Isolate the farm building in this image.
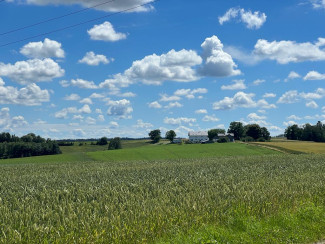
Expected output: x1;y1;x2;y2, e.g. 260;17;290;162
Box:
188;131;209;143
188;131;235;143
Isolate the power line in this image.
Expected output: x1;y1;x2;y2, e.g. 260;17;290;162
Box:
0;0;115;36
0;0;159;48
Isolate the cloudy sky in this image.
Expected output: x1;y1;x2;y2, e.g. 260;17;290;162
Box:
1;0;325;139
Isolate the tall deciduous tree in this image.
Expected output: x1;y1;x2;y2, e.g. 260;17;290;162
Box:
149;129;161;143
227;122;245;140
244;124;261;140
165;130;176;143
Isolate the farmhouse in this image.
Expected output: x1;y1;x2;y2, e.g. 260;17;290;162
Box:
188;131;209;143
188;131;235;143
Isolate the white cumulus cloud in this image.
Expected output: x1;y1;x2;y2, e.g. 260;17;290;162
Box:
88;21;127;42
304;71;325;80
199;35;241;77
107;99;133;119
78;51;111;66
22;0;154;12
213;92;276;110
0;58;64;84
20;38;65;58
221;79;246;90
219;7;267;29
0;81;50;106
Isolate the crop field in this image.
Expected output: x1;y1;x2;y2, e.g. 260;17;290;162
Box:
88;142;278;162
1;141;325;243
251;140;325;154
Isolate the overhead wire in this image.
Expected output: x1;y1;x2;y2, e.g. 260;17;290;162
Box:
0;0;159;48
0;0;115;36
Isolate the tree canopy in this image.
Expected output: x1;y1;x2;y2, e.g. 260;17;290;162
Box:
207;129;226;141
149;129;161;143
285;121;325;142
108;137;122;150
165;130;176;143
227;122;245;140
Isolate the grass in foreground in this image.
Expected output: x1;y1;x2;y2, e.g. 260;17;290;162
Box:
1;154;325;243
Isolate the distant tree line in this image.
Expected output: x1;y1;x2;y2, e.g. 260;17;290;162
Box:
0;132;61;159
285;121;325;142
147;122;270;144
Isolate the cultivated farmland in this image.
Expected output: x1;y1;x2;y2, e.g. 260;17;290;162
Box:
0;142;325;243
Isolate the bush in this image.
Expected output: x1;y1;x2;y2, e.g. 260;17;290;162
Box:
97;137;108;145
257;137;266;142
184;139;192;144
108;137;122;150
217;137;229;143
242;136;254;142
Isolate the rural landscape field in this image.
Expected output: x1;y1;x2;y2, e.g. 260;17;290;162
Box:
1;139;325;243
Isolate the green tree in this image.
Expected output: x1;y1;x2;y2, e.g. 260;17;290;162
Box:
165;130;176;143
227;121;245;140
244;124;261;140
108;137;122;150
97;137;108;145
284;124;302;140
260;127;271;140
149;129;161;143
208;129;226;141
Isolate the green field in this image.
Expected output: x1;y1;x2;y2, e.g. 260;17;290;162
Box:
252;140;325;154
1;140;325;243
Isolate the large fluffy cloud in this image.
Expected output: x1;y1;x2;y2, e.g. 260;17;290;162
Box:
107;99;133;119
0;80;50;106
213;92;276;110
253;38;325;64
228;37;325;65
21;0;154;12
124;49;202;85
199;36;241;77
277;88;325;104
219;7;267;29
88;22;127;42
0;58;64;84
20;38;65;58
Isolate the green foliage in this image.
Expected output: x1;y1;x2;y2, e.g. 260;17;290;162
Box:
228;121;245;140
108;137;122;150
1;154;325;243
97;137;108;145
244;124;262;140
257;137;266;142
285;121;325;142
0;132;61;159
165;130;176;142
217;137;229;143
208;129;226;141
242;136;254;142
149;129;161;143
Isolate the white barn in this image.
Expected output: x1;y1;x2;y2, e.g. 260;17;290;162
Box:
188;131;208;143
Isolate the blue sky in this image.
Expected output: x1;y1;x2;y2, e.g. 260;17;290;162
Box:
1;0;325;139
